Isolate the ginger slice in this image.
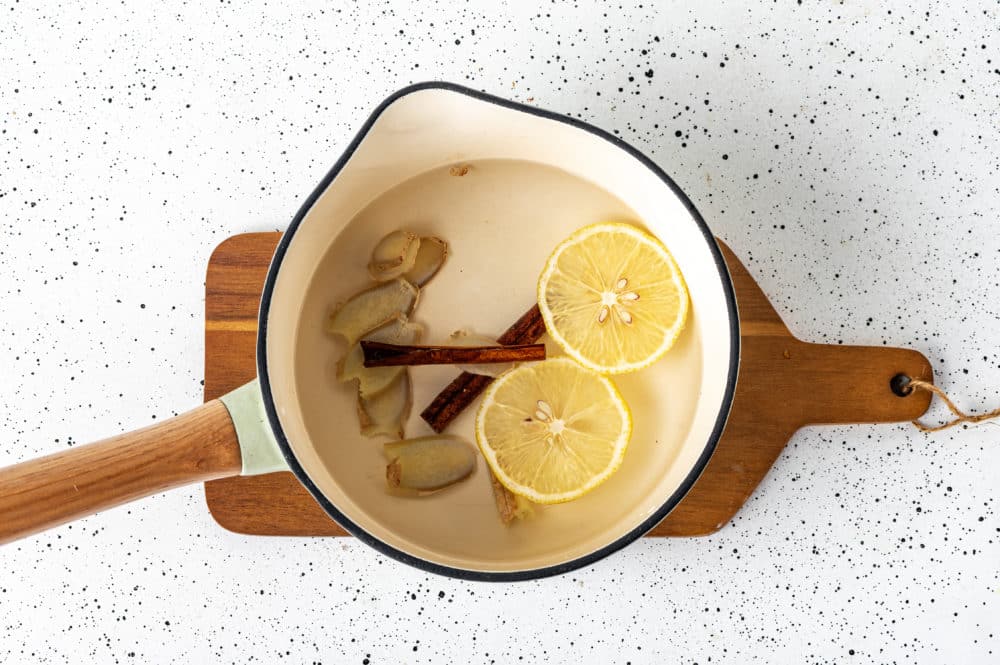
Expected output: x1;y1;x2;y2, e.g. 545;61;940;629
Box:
358;371;411;439
490;472;535;524
327;279;419;345
404;236;448;287
338;315;424;397
368;230;420;281
384;435;476;491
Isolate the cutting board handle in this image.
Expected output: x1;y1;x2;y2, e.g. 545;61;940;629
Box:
0;400;242;544
788;341;933;427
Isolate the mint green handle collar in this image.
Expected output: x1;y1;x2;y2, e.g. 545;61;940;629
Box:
219;379;288;476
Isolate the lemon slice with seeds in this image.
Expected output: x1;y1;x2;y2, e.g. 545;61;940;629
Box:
475;358;631;504
537;222;689;374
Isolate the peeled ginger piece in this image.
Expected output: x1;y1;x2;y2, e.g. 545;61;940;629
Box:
327;279;419;345
368;230;421;281
358;371;411;439
384;435;476;491
404;236;448;287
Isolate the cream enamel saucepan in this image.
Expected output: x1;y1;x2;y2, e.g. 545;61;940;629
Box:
0;83;739;580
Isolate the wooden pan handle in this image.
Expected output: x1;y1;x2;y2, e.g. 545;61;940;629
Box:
0;400;242;544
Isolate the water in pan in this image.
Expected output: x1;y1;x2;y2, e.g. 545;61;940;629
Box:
293;159;702;572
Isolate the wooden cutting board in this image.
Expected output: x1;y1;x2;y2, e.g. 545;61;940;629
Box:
203;233;932;537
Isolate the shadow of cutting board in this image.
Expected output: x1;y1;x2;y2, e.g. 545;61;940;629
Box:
203;233;932;537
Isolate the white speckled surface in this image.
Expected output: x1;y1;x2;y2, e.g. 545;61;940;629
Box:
2;1;998;662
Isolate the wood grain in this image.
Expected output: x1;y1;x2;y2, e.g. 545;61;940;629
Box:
203;233;932;537
0;400;241;544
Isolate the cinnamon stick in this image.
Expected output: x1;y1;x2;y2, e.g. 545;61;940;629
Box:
362;342;545;368
420;304;547;432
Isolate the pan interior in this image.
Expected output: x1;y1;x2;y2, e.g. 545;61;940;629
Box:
290;158;706;572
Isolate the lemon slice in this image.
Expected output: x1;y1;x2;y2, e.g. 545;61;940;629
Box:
537;222;689;374
475;358;631;504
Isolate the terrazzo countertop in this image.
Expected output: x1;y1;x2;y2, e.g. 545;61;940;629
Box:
2;1;998;663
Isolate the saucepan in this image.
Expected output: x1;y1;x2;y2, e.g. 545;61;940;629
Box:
0;82;739;580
